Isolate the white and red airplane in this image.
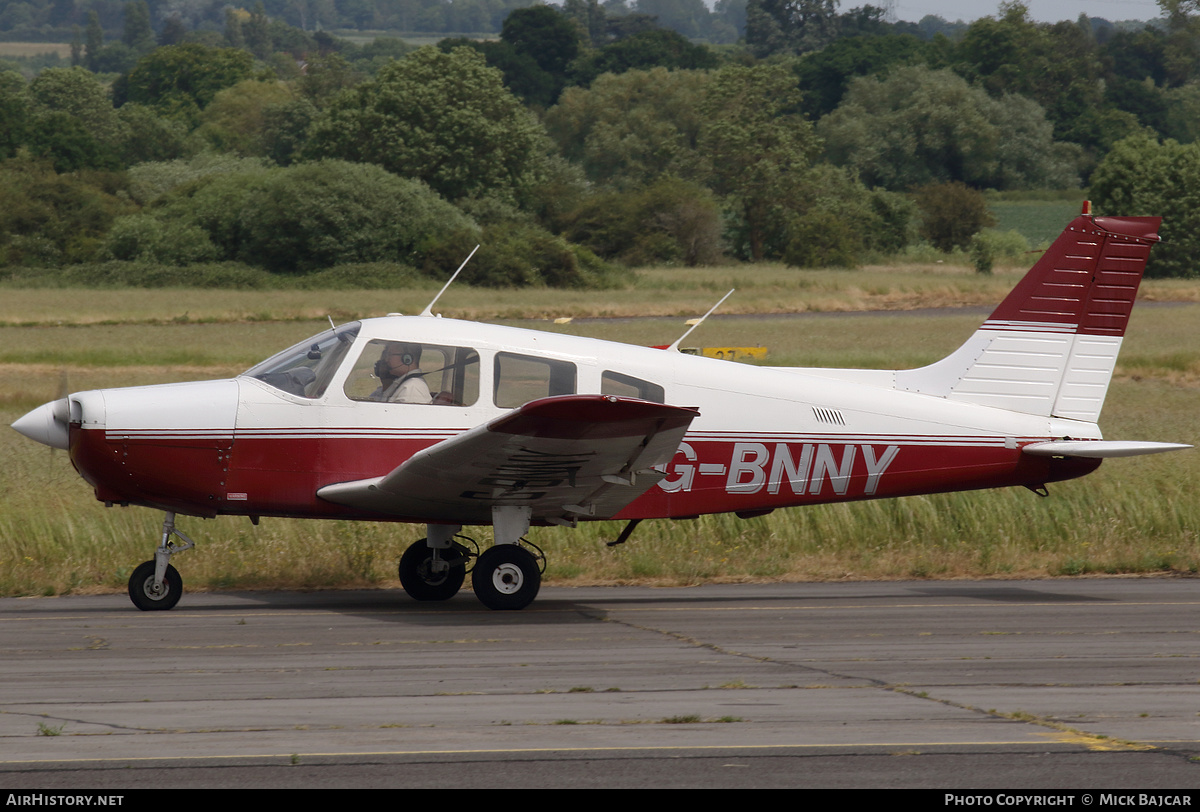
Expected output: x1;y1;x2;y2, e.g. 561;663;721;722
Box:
12;210;1191;611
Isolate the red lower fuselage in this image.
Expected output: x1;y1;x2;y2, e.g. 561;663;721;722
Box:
71;423;1100;523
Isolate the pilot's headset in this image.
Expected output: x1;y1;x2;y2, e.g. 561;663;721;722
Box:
374;343;419;378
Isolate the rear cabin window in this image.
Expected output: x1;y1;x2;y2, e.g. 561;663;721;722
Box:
494;352;576;408
601;371;665;403
344;340;479;406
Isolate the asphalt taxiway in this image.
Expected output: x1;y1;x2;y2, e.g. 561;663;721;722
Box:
0;579;1197;788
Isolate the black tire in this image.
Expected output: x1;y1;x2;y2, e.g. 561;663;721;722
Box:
128;560;182;611
399;540;466;601
471;545;540;611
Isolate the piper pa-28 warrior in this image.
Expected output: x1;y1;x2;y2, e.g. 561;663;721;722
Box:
11;209;1192;611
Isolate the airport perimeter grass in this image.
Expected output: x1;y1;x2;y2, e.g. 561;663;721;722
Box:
2;266;1198;598
4;262;1199;327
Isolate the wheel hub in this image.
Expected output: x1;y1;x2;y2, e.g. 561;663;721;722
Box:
143;579;168;599
417;560;449;586
491;563;524;594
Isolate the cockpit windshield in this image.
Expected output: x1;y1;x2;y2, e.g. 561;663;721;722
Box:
243;322;361;399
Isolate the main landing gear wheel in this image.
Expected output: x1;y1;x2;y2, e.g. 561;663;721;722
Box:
128;560;183;611
398;539;467;601
472;544;541;611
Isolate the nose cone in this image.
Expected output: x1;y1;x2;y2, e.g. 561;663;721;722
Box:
12;398;71;450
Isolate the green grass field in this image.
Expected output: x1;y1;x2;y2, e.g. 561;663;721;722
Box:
2;272;1197;599
990;200;1086;247
0;42;72;58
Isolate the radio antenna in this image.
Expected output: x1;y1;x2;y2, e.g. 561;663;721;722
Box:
667;289;734;352
421;245;480;317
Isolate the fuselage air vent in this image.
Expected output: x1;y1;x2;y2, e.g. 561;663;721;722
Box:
813;407;846;426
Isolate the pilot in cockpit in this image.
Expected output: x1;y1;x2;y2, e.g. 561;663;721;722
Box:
370;342;433;404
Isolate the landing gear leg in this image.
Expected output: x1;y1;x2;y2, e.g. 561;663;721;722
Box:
127;512;194;611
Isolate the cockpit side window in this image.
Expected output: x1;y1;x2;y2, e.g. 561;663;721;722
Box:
244;322;361;399
344;340;479;406
494;352;577;408
601;371;665;403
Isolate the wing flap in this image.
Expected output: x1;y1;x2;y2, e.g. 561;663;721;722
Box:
318;395;699;524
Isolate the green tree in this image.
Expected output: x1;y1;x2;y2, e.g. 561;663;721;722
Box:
1163;82;1200;143
121;1;156;55
714;0;748;41
235;161;479;272
783;208;857;268
113;103;195;165
501;5;581;77
570;27;719;86
244;3;272;60
125;153;270;207
745;0;839;59
1089;134;1200;277
306;47;554;207
0;154;130;266
197;79;296;156
437;38;559;108
953;5;1106;147
24;67;126;171
793;33;929;120
633;0;713;40
1104;26;1168;85
563;0;608;46
544;67;712;189
297;53;362;108
913;181;994;252
159;15;188;47
119;159;475;271
84;11;104;71
782;165;915;268
118;44;255;128
0;71;31;160
1159;0;1200;86
28;112;121;172
224;8;245;49
698;61;821;260
259;98;318;166
818;65;1079;191
29;67;123;145
561;177;723;266
103;215;222;265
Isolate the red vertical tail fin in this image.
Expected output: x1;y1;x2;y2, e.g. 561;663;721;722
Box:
986;214;1161;338
897;213;1161;422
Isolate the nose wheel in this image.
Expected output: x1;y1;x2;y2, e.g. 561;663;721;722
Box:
127;512;193;611
128;561;182;611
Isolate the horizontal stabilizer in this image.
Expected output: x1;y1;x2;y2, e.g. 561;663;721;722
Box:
1022;441;1192;458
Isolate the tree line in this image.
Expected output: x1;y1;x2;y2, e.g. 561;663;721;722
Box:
1;0;1198;283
